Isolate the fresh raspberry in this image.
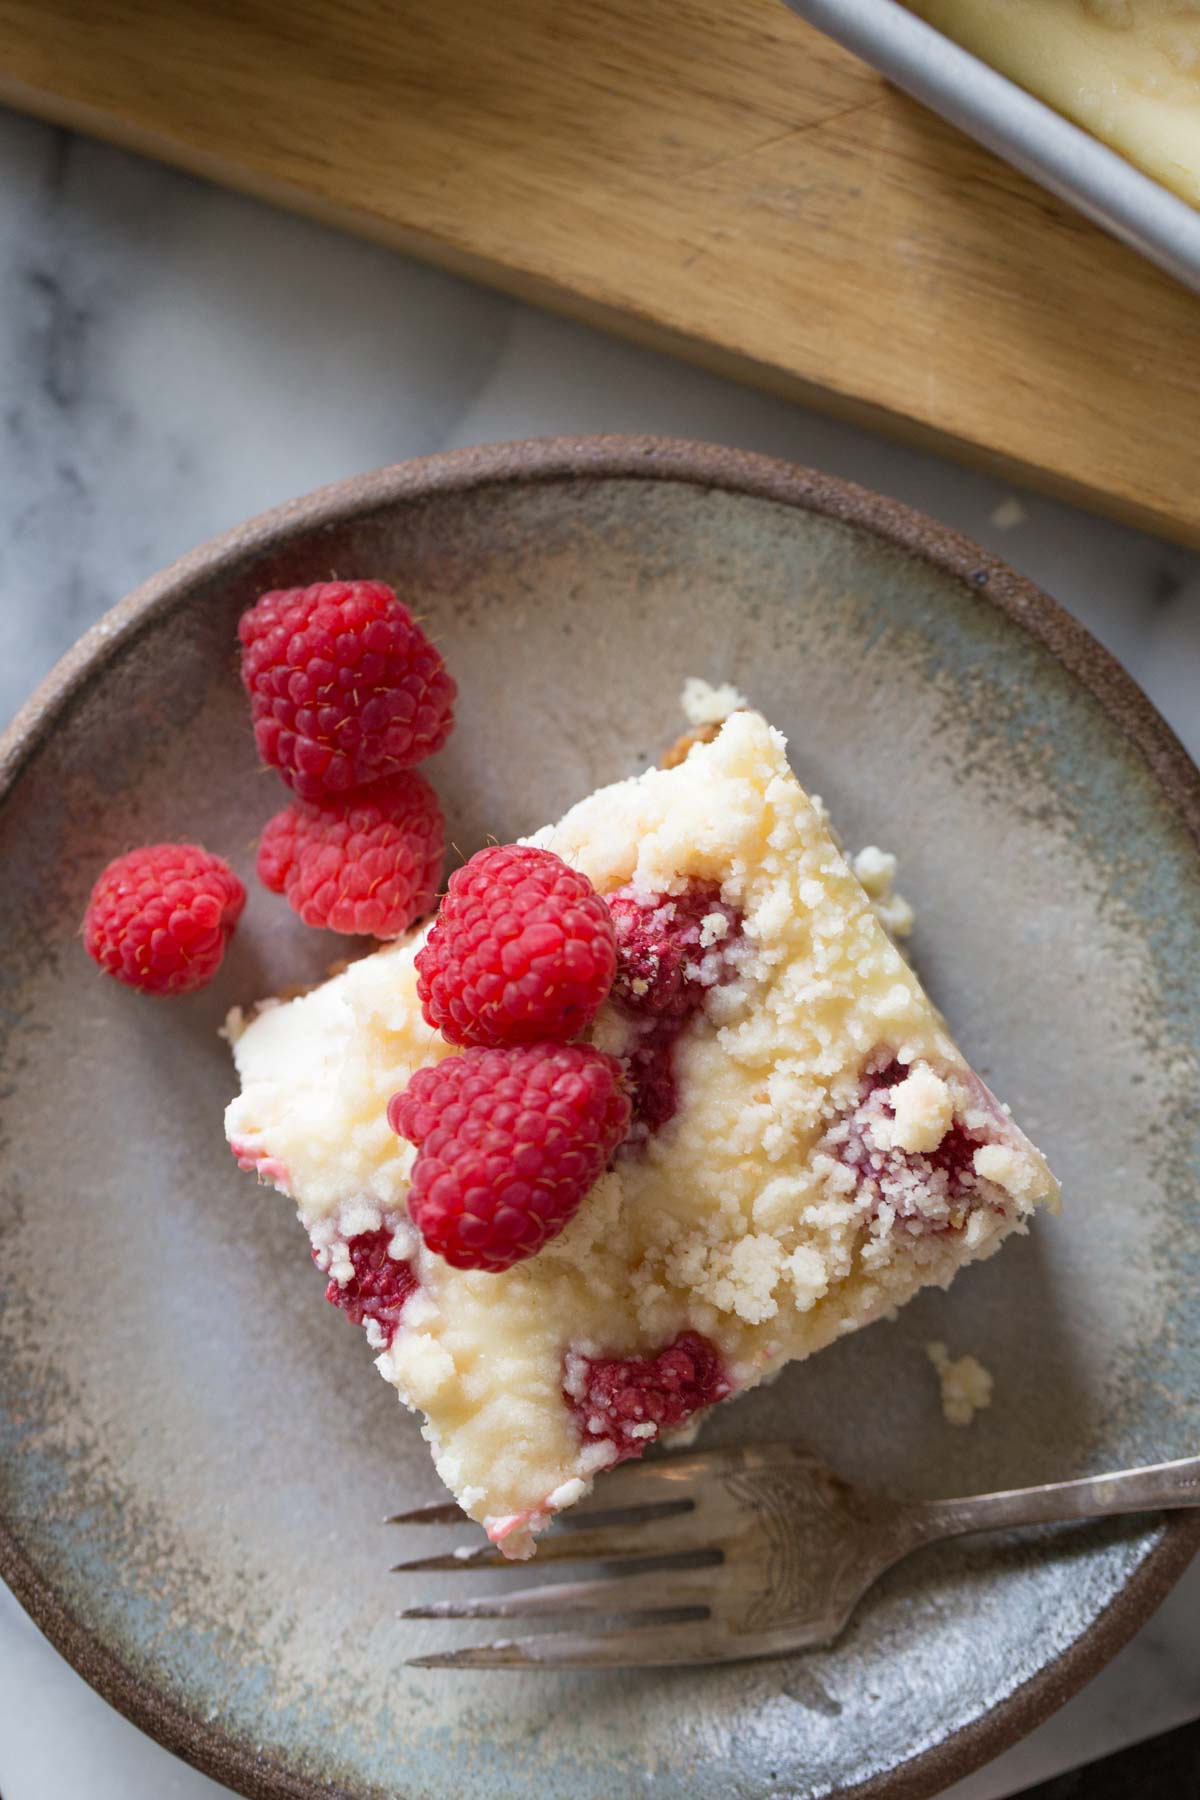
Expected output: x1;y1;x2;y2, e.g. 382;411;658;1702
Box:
389;1043;630;1271
320;1228;417;1341
82;843;245;996
238;580;456;800
565;1331;730;1462
415;844;617;1047
257;771;444;938
608;880;742;1134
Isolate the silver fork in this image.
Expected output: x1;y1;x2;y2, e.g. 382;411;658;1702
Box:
389;1442;1200;1668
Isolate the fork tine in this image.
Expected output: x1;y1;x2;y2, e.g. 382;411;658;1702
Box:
384;1499;465;1526
386;1443;759;1533
389;1444;820;1533
569;1456;705;1509
392;1508;718;1572
386;1461;699;1535
407;1622;716;1669
574;1443;806;1498
400;1562;717;1620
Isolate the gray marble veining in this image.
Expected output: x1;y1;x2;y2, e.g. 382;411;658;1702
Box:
0;101;1196;1800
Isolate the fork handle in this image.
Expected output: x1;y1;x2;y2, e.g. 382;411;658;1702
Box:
912;1454;1200;1544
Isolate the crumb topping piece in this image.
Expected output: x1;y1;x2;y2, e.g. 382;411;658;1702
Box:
927;1340;994;1427
681;676;748;726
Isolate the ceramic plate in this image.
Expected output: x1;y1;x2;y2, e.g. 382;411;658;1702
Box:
1;439;1197;1800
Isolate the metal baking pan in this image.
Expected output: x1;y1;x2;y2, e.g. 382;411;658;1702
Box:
783;0;1200;293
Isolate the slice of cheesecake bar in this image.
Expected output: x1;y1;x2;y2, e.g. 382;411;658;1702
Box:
225;709;1058;1555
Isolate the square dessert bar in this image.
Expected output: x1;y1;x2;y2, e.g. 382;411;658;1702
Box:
226;709;1059;1555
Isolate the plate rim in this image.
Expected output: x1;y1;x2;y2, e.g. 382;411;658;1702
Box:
2;433;1197;1800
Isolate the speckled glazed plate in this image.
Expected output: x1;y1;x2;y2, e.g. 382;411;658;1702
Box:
1;438;1197;1800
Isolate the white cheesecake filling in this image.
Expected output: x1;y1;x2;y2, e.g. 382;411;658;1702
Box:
225;710;1059;1553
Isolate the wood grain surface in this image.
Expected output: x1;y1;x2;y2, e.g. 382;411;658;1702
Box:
1;0;1198;542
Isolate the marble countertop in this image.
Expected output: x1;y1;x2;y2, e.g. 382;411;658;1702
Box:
0;104;1197;1800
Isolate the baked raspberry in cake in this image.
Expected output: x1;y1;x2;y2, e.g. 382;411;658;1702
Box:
225;708;1059;1555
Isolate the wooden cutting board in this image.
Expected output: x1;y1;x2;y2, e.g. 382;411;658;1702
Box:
2;0;1199;544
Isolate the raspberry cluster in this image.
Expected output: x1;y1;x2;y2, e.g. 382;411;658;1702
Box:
240;579;454;943
391;842;630;1272
392;853;744;1272
83;578;457;996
